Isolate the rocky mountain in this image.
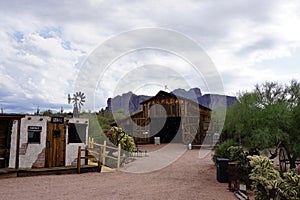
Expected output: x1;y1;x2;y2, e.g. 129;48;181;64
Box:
106;92;151;114
106;88;236;113
171;88;202;102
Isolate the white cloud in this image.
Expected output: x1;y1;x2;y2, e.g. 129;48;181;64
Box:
0;0;300;112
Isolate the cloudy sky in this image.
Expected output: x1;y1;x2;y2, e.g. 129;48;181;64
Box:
1;0;300;113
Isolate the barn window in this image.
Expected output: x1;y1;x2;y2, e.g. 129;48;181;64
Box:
68;123;87;143
28;126;42;144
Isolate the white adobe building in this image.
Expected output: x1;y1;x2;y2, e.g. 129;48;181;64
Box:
8;115;89;169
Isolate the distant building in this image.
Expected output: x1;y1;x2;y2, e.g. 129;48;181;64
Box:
113;91;212;145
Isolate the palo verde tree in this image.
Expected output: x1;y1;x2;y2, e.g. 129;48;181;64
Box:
224;80;300;169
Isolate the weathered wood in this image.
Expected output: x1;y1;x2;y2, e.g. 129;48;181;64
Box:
115;91;211;145
117;143;121;171
102;141;106;166
98;145;102;172
88;139;121;171
77;146;81;173
93;142;119;150
46;122;65;167
16;165;99;177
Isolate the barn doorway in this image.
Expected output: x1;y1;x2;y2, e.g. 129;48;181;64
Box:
45;122;66;167
150;117;181;143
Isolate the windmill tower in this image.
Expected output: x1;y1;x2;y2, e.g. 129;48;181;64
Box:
68;92;86;118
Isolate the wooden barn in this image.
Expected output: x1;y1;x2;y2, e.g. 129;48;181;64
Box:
115;91;211;145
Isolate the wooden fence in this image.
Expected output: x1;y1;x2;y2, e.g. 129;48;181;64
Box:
87;137;121;171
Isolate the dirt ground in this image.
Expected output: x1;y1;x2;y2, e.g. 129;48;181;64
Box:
0;144;238;200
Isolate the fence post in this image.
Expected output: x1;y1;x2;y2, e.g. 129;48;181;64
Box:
85;147;88;165
92;137;94;148
117;143;121;171
102;141;106;166
98;144;102;172
77;146;81;174
88;137;91;148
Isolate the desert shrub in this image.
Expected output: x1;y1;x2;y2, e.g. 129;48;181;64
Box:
279;170;300;200
212;139;238;163
248;155;300;200
248;155;282;200
102;127;136;167
227;146;252;184
109;126;136;152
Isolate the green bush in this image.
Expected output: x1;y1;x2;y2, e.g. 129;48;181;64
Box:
227;146;252;184
248;155;282;199
212;139;238;163
279;170;300;200
214;143;253;185
248;155;300;200
110;126;136;153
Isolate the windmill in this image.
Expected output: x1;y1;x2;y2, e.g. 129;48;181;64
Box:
68;91;86;117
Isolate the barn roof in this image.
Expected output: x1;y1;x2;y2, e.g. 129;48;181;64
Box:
140;90;211;111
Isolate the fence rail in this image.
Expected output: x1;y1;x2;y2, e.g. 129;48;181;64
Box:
87;137;121;171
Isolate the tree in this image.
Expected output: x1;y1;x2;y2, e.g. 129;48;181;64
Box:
224;80;300;169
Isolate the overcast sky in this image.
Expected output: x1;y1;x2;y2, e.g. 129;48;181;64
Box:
1;0;300;113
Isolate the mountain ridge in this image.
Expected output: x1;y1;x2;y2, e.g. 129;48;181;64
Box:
106;88;236;113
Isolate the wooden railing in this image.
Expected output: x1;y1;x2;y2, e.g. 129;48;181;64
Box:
86;138;121;171
77;140;121;174
93;141;121;170
77;146;92;174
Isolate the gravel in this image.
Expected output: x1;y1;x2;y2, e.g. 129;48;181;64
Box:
0;144;236;200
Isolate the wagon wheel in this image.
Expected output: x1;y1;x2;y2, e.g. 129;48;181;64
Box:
279;147;287;171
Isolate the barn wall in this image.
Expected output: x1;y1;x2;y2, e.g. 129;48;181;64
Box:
114;91;211;145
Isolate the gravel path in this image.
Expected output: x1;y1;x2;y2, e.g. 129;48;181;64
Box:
0;144;236;200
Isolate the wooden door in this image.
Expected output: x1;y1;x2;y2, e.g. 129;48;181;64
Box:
46;122;65;167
